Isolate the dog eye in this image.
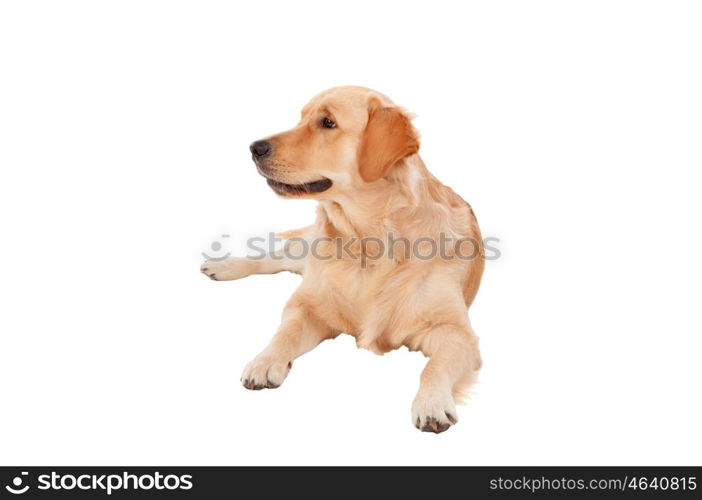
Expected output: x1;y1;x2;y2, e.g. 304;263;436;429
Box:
321;117;336;129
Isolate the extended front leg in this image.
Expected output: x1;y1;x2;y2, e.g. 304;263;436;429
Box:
241;293;337;390
201;246;305;281
411;324;482;433
201;228;312;280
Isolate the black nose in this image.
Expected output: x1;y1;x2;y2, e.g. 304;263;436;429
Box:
250;140;272;159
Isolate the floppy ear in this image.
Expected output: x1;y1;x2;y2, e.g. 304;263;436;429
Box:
358;101;420;182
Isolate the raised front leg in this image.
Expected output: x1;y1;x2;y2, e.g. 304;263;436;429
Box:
201;254;299;281
411;324;482;433
241;293;337;390
201;230;312;281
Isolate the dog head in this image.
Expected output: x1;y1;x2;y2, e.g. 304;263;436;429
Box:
250;86;420;198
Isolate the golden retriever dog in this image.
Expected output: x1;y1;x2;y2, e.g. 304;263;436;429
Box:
201;86;484;433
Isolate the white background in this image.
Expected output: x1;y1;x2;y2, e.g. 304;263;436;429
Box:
1;1;701;466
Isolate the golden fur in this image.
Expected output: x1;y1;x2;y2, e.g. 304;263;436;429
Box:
202;86;484;433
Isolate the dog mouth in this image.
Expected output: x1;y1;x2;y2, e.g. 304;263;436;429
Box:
265;177;333;196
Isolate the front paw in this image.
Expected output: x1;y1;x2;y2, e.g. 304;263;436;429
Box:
201;257;251;281
240;353;292;390
411;390;458;434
